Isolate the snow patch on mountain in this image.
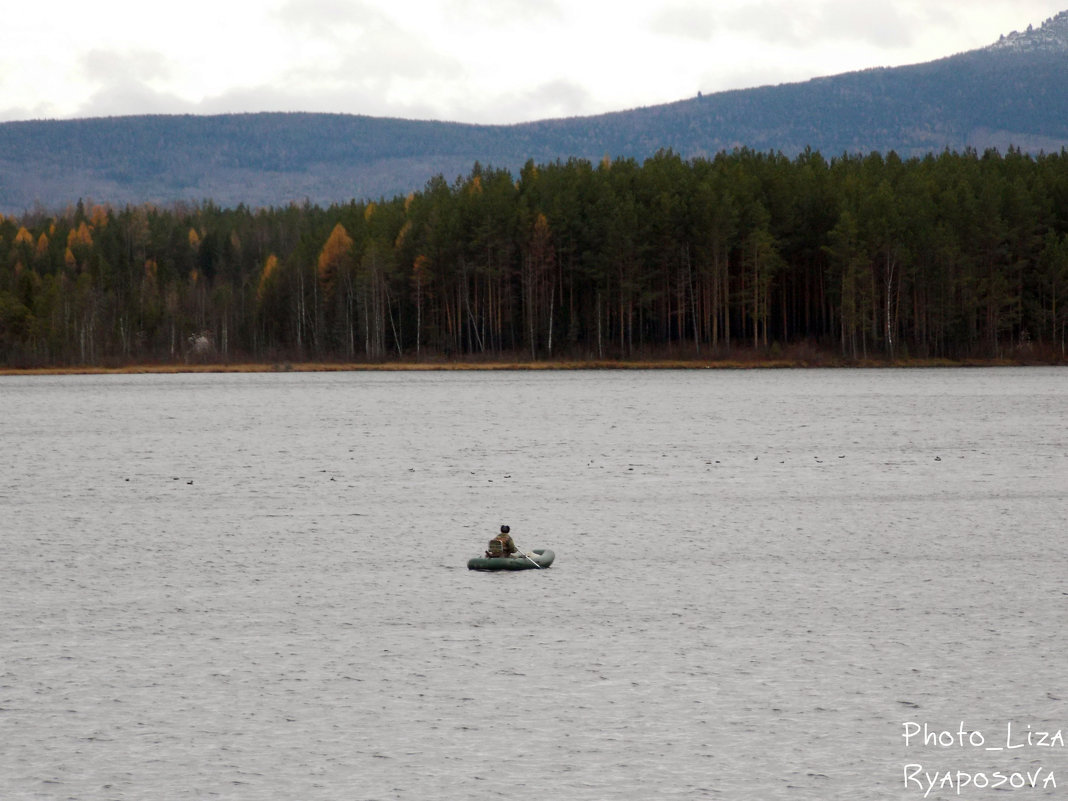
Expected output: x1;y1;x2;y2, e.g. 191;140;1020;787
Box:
988;10;1068;52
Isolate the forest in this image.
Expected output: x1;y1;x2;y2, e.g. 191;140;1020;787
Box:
1;147;1067;368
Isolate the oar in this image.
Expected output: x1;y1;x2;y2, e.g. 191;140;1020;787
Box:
516;549;542;568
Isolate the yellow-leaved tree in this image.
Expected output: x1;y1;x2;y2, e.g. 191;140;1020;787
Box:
258;254;279;303
66;222;93;270
255;253;290;352
35;233;50;262
67;221;92;250
90;205;108;229
317;223;354;304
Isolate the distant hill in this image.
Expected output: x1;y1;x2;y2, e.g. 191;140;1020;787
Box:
2;10;1068;214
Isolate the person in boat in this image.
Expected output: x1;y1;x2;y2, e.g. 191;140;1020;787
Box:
486;524;517;558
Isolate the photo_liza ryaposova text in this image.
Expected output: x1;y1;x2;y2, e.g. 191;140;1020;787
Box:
902;721;1063;797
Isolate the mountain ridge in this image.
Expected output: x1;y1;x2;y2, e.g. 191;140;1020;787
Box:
989;8;1068;52
2;11;1068;213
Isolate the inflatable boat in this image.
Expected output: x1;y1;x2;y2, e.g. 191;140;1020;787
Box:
467;548;555;571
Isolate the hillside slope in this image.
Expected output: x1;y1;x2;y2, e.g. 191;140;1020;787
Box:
2;11;1067;213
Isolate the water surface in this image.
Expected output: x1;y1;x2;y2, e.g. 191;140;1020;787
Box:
2;368;1065;799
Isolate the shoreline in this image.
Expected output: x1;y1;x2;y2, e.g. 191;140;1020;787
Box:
1;356;1061;376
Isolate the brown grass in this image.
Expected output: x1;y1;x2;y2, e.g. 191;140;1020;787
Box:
0;355;1057;376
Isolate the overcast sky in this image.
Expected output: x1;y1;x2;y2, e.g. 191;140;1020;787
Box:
1;0;1065;125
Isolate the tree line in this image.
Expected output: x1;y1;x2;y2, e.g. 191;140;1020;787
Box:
2;147;1067;367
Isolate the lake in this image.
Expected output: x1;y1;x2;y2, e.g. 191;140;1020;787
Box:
1;367;1065;800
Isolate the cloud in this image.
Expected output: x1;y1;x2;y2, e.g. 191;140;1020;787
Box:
2;0;1062;125
443;0;563;26
817;0;913;48
275;0;465;93
80;83;192;118
649;6;717;41
0;104;58;123
196;84;438;120
71;50;190;117
0;49;180;120
474;79;593;123
650;0;915;48
723;2;819;45
80;49;173;84
276;0;386;42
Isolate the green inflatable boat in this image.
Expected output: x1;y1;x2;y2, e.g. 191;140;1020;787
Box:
467;548;555;571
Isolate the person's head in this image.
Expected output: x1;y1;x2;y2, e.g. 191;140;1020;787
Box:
500;524;510;534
